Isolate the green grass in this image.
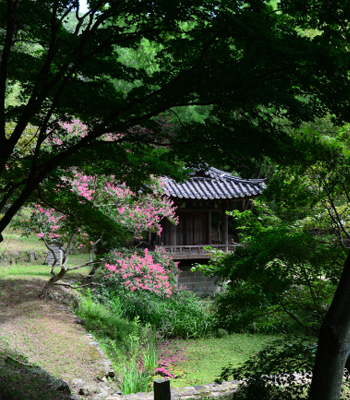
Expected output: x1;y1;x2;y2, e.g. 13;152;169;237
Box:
77;291;281;388
1;229;46;252
0;258;93;280
157;334;280;388
75;292;280;390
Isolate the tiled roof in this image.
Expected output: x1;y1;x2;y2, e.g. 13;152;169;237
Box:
162;167;265;200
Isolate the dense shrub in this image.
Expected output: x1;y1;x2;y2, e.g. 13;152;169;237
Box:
212;280;333;335
92;281;215;339
212;286;299;334
75;290;141;353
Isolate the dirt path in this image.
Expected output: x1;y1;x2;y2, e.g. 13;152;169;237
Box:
0;275;117;399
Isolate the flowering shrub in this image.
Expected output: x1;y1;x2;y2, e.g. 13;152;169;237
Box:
93;279;215;338
105;247;180;297
44;119;89;149
22;171;178;251
17;119;180;297
70;173;178;237
20;205;94;250
37;119;179;238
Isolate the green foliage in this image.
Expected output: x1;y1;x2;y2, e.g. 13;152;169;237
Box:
93;279;214;339
4;0;350;239
218;335;350;400
195;203;344;334
75;291;139;352
217;338;316;400
121;361;150;395
76;293;160;394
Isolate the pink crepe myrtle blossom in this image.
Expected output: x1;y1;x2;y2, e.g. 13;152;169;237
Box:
24;120;179;266
105;248;180;297
69;172;178;237
21;206;92;250
45;119;89;150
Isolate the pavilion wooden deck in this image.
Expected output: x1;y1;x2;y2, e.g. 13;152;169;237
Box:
162;243;238;260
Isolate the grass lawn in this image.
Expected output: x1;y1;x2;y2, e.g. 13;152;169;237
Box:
1;228;46;252
156;334;280;388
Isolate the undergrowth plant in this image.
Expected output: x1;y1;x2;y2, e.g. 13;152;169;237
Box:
194;203;343;335
216;338;317;400
75;292;160;394
93;281;215;339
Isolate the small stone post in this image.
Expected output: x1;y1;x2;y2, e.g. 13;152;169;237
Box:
154;379;171;400
47;241;63;266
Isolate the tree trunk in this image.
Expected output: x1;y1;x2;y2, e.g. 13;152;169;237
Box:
309;250;350;400
88;263;101;276
39;267;67;298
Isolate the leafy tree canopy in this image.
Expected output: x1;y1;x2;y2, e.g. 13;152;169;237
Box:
2;0;350;240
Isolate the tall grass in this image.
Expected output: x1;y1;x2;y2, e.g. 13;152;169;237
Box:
76;292;160;394
93;282;216;339
121;362;150;394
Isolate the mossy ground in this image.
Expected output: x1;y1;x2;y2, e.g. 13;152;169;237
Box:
0;261;118;399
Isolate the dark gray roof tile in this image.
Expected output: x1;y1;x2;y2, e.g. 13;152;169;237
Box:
162;167;265;200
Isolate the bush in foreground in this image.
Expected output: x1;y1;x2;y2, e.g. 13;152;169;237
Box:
93;281;215;339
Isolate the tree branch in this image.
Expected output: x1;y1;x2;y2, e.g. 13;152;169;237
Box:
67;258;105;272
53;282;102;289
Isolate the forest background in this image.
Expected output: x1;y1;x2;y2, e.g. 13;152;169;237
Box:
2;1;350;399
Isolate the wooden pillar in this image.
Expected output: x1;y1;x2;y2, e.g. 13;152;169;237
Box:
169;220;176;246
193;213;197;245
207;211;212;244
154;379;170;400
221;208;228;251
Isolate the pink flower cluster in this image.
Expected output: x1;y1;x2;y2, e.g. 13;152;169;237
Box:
46;119;89;149
105;248;180;297
70;173;178;236
155;339;187;379
44;119;178;237
33;205;66;240
23;205;92;249
47;118;175;150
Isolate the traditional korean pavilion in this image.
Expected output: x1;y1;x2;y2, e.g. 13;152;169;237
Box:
149;167;265;261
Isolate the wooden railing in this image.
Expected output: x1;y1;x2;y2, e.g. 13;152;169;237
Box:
161;243;238;259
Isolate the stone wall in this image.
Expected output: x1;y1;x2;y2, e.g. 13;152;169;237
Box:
176;261;223;295
104;380;240;400
177;266;222;295
0;250;46;265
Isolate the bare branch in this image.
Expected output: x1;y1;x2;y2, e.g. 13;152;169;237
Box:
314;168;350;242
89;237;101;262
0;182;18;213
62;233;77;266
67;258;105;272
341;182;350;203
301;264;324;319
53;282;102;289
40;232;62;275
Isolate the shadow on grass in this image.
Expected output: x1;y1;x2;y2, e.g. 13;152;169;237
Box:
3;271;51;277
0;338;73;400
